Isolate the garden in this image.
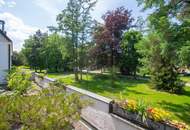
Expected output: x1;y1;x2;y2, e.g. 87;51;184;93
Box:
46;73;190;127
8;0;190;129
0;68;87;130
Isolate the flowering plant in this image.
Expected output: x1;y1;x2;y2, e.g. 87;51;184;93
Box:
169;120;189;130
147;107;170;122
118;100;137;112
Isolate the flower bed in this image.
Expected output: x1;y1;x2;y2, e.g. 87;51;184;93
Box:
110;100;189;130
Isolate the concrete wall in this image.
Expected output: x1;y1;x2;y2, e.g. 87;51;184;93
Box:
33;73;146;130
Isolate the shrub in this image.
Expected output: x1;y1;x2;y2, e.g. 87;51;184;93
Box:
151;65;184;94
7;67;32;95
0;87;87;130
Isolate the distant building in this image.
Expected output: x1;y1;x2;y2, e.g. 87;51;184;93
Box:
0;20;13;84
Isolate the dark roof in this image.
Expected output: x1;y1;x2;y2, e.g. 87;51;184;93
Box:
0;30;12;43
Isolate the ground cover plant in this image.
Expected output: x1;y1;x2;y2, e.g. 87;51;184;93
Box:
0;87;86;130
7;67;32;95
0;68;87;130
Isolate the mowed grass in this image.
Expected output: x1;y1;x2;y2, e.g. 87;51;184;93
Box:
47;73;190;125
180;75;190;83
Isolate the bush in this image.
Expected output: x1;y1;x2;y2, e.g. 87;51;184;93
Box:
151;65;184;94
0;87;87;130
7;67;32;95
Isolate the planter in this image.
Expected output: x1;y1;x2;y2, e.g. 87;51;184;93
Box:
165;123;179;130
146;118;165;130
111;102;125;117
110;102;182;130
146;119;180;130
110;102;145;127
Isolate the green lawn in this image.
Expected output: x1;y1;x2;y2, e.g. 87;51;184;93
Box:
180;75;190;83
47;73;190;125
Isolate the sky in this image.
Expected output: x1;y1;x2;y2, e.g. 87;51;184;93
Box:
0;0;150;51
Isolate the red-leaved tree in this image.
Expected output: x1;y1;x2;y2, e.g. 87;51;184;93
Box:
92;7;133;69
91;7;133;86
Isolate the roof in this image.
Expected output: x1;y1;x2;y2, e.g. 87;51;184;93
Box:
0;30;12;43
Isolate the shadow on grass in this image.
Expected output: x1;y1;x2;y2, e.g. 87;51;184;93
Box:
158;101;190;124
182;89;190;97
73;73;149;95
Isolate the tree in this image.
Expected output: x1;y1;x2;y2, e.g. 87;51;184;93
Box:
179;41;190;68
136;0;188;93
137;33;183;93
12;51;25;66
92;7;133;86
120;30;142;76
56;0;97;81
91;24;110;71
137;0;190;21
22;30;48;71
102;7;133;67
42;33;72;72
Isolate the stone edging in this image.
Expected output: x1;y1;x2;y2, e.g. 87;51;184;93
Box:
32;73;146;130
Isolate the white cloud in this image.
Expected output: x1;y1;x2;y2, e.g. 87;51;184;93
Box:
7;1;16;8
0;12;39;51
0;0;5;7
33;0;68;22
0;0;16;8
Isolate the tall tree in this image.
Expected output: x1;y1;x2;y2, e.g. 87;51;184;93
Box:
22;30;48;71
136;0;189;93
137;33;183;93
179;42;190;68
120;30;142;77
137;0;190;20
93;7;133;86
12;51;25;66
56;0;97;81
42;34;72;72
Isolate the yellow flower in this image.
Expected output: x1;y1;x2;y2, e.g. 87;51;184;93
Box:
147;108;170;122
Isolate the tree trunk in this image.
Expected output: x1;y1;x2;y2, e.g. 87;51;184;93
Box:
80;69;83;80
111;45;115;88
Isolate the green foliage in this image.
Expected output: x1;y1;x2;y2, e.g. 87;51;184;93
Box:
136;0;189;93
22;31;73;72
56;0;97;80
0;87;86;130
7;67;32;95
137;0;190;20
12;51;25;66
137;33;184;93
47;73;190;125
179;42;190;67
120;30;142;76
22;30;48;71
43;34;73;72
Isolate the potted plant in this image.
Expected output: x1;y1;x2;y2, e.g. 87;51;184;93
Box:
146;107;171;130
166;120;189;130
113;100;144;124
110;99;189;130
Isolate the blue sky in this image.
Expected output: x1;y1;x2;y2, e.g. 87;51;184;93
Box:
0;0;150;51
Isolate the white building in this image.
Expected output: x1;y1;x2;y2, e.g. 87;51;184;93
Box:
0;20;13;84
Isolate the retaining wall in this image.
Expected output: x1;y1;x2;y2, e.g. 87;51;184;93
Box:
33;73;146;130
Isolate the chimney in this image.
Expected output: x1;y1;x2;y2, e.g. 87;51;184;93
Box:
0;20;5;32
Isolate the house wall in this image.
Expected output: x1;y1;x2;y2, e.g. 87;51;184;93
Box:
0;35;12;84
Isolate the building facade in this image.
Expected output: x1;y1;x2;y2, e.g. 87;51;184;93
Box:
0;20;13;84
